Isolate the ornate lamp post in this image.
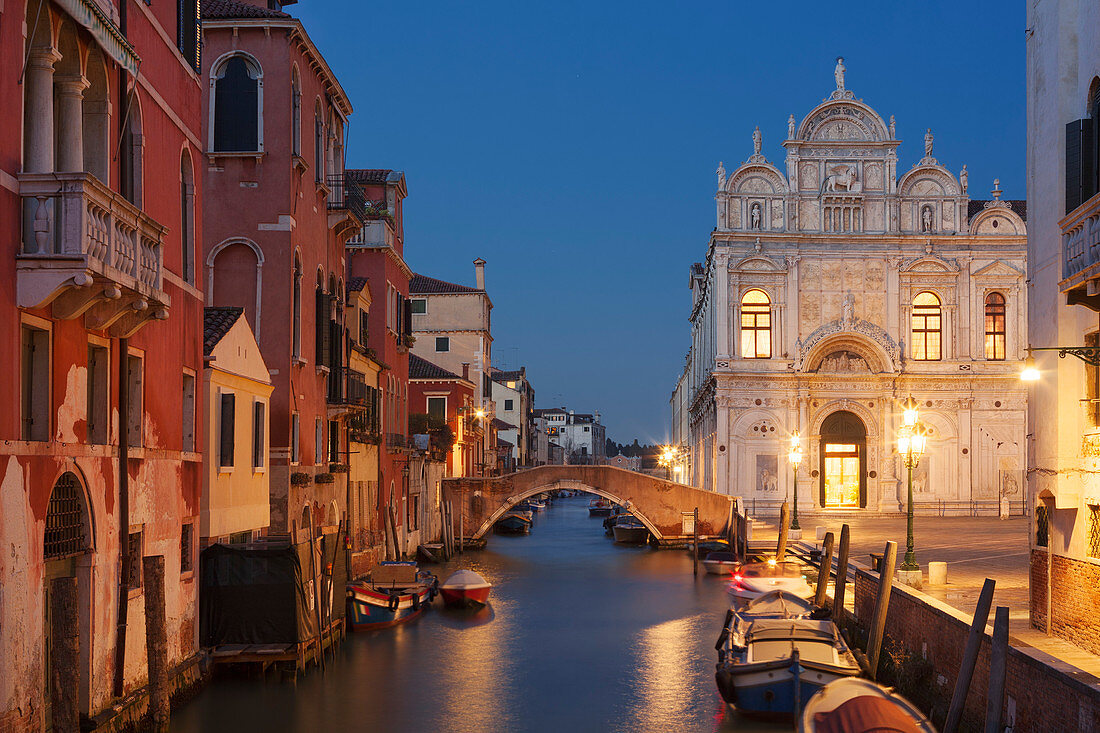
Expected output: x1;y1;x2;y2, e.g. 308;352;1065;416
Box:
788;432;803;530
897;397;928;572
658;444;675;480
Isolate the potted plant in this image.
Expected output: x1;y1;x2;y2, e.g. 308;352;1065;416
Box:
314;472;335;484
329;463;350;473
290;472;311;486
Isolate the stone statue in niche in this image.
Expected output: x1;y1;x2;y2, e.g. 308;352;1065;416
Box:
889;115;896;139
788;114;796;138
753;126;762;156
842;292;855;323
750;203;762;230
921;205;934;232
825;163;858;192
924;128;934;157
834;57;846;91
960;164;968;193
716;161;726;190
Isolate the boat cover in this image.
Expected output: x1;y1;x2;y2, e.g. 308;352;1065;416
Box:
742;590;815;617
812;694;924;733
441;569;491;590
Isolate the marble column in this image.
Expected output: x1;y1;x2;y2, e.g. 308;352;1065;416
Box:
55;75;90;172
23;47;61;254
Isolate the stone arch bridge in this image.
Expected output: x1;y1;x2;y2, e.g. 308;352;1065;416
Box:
442;465;734;543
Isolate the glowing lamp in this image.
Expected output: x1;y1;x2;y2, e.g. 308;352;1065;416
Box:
1021;355;1040;382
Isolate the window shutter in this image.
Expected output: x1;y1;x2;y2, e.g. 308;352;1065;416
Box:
1067;118;1095;214
321;294;333;368
315;288;325;363
220;393;235;467
403;296;412;336
253;401;265;467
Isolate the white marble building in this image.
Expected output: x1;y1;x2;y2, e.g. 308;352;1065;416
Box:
673;61;1028;516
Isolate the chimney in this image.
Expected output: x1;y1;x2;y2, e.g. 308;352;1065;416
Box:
473;258;486;290
594;411;600;424
461;362;470;380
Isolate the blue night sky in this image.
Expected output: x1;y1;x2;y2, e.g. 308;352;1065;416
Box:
293;0;1025;443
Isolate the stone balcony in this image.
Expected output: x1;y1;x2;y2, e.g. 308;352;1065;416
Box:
1060;192;1100;310
18;172;169;336
346;218;396;249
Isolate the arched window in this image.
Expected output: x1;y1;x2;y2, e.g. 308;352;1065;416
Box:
212;55;261;152
44;472;92;560
984;292;1006;360
314;101;324;182
180;151;196;284
292;255;302;359
120;96;143;206
740;290;771;359
291;67;302;156
911;292;942;361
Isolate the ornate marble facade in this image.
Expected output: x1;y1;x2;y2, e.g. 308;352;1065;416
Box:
672;61;1028;516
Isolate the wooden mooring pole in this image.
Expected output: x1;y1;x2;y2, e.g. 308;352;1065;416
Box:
814;531;835;607
776;501;790;561
692;507;699;576
984;605;1010;733
866;540;897;680
832;524;851;621
50;576;80;733
142;556;170;731
944;578;996;733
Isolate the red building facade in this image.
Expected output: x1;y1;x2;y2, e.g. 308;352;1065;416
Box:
0;0;205;727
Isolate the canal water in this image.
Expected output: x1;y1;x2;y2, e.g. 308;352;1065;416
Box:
171;495;784;733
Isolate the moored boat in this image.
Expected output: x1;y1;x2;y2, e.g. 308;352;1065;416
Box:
715;617;860;719
588;498;614;517
797;677;936;733
727;559;814;610
346;562;437;631
612;516;650;544
495;512;532;534
439;569;493;609
687;539;731;558
702;551;739;575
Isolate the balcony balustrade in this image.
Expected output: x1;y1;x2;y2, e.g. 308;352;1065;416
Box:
18;171;169;336
346;219;396;250
1061;193;1100;309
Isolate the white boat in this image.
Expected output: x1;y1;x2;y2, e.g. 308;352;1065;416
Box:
702;551;739;575
715;617;861;719
727;559;813;610
797;677;936;732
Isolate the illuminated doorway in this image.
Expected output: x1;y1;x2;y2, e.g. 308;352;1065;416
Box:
819;411;867;509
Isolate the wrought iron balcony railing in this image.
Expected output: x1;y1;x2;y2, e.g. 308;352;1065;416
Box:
326;173;366;224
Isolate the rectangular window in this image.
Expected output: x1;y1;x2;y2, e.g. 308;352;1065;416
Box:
21;325;50;441
359;308;369;346
180;522;194;574
176;0;201;71
584;426;590;432
740;304;771;358
219;392;235;467
127;530;143;590
182;372;196;452
253;400;266;468
984;296;1007;361
427;397;447;422
291;413;300;464
87;344;109;445
229;530;252;545
436;337;450;352
504;399;514;411
1089;505;1100;560
411;298;426;314
910;298;942;361
126;356;143;447
1035;504;1049;548
315;417;323;464
1066;118;1096;215
328;419;339;463
1087;333;1100;427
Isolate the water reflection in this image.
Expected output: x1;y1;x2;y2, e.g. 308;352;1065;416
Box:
171;496;786;733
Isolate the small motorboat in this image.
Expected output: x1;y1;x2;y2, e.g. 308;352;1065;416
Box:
703;551;739;575
739;590;820;619
588;498;614;517
797;677;935;732
727;559;814;610
439;569;493;609
346;562;437;631
612;516;650;544
495;512;532;534
687;539;730;559
528;499;546;511
715;617;860;719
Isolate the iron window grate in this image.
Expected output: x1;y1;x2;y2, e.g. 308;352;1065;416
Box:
1088;505;1100;559
1035;504;1049;548
44;473;86;560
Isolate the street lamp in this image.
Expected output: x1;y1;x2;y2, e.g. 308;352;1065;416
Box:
658;444;675;480
788;432;802;530
896;397;928;572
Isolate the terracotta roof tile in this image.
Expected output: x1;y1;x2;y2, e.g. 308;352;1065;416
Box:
201;0;290;19
347;277;369;293
204;307;244;356
409;354;462;380
410;273;479;294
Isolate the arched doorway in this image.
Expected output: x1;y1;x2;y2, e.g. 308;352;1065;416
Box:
819;411;867;509
43;472;93;726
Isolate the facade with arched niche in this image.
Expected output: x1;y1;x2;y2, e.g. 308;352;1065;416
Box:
671;60;1028;516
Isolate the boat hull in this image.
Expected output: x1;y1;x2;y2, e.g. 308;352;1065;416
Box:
717;659;859;718
346;583;432;631
612;525;650;544
588;506;613;516
704;560;737;575
495;515;531;534
440;585;492;608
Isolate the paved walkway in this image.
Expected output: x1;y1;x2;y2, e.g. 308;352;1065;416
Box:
749;513;1100;679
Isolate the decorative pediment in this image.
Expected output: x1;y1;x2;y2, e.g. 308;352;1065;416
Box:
796;100;888;143
795;317;900;374
898;165;960;197
899;254;960;274
729;255;787;273
971;259;1024;278
968;205;1025;236
726;163;788;196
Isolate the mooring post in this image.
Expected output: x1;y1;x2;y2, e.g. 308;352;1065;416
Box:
866;540;897;680
51;576;79;733
833;523;851;622
440;503;449;559
142;556;170;731
692;507;699;576
814;531;835;607
459;491;465;553
984;605;1010;733
776;501;790;561
945;578;996;733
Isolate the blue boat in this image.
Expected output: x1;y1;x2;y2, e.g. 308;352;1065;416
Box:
715;617;860;719
346;562;437;631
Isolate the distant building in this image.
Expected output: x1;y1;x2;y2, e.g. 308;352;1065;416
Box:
533;407;607;464
490;367;535;467
202;308;273;546
605;453;643;472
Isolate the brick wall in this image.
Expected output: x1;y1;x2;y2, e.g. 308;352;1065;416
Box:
1029;548;1048;631
1049;554;1100;656
853;565;1100;732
